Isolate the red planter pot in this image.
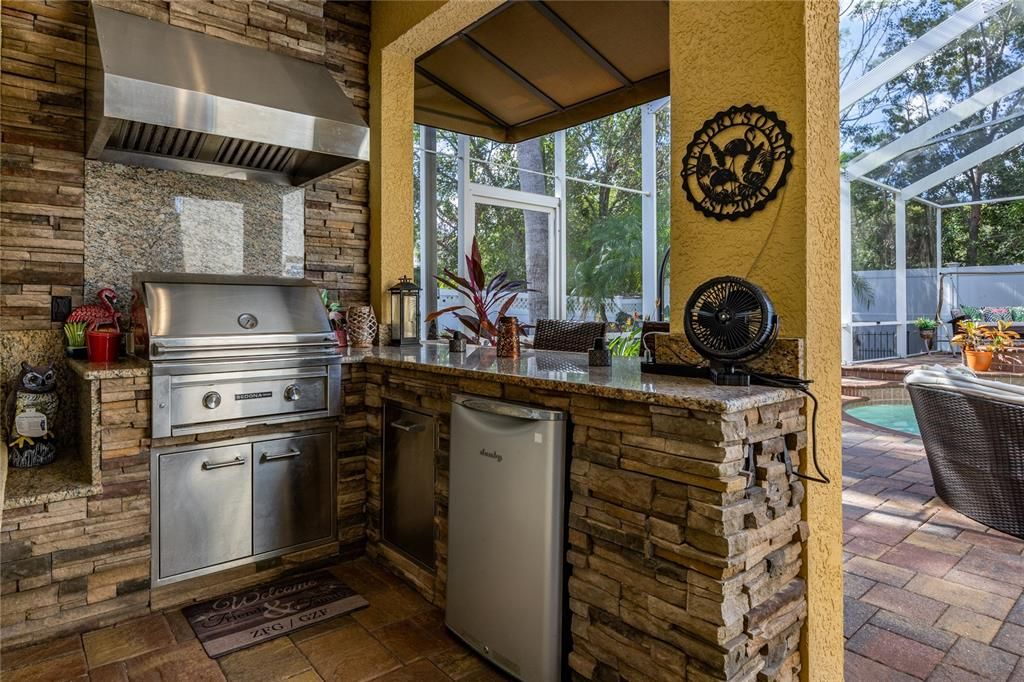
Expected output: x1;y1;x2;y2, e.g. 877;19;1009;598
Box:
86;329;121;363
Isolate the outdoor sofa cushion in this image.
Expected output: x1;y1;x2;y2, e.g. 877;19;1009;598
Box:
905;364;1024;406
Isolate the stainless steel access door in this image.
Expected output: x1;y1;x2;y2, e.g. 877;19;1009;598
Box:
253;432;334;555
158;443;252;579
382;404;436;569
447;394;566;682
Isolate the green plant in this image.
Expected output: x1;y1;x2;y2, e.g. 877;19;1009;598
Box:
988;319;1020;350
915;317;937;331
951;320;993;352
320;290;345;331
63;321;87;347
608;321;642;357
425;237;528;344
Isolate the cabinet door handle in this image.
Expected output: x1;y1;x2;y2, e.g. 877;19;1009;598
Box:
263;449;301;461
202;456;245;470
390;420;425;433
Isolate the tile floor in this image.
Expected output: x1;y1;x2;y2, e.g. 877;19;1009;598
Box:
0;558;509;682
5;423;1023;681
842;422;1024;681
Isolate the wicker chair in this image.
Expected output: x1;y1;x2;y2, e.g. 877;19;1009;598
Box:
532;319;606;353
906;370;1024;539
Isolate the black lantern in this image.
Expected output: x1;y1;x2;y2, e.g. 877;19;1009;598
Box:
388;276;421;346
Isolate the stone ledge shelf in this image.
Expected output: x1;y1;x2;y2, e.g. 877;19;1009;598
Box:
2;358;151;511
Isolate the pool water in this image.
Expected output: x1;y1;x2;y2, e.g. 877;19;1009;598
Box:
844;401;920;436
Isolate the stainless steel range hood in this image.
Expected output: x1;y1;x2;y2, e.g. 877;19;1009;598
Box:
86;5;369;186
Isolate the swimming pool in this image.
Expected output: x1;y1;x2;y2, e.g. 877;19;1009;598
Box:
843;401;920;436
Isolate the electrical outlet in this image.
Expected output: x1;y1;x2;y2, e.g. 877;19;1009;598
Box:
51;296;72;322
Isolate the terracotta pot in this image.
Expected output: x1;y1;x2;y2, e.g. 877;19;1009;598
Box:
964;348;993;372
86;329;121;363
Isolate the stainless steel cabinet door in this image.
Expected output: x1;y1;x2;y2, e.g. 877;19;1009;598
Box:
158;443;252;579
382;404;435;568
253;432;333;555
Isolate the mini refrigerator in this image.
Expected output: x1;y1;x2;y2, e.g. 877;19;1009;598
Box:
447;394;567;681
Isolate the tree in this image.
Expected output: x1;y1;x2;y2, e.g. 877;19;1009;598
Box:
843;0;1024;267
517;137;550;322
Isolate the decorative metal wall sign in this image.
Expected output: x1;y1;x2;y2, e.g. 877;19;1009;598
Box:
681;104;794;221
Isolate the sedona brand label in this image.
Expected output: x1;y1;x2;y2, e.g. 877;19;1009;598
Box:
235;391;272;401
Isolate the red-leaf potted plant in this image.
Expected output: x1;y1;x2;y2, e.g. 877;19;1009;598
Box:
425;237;530;344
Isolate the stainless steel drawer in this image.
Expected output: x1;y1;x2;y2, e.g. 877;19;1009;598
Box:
158;443;252;579
382;404;435;569
169;367;328;432
253;432;334;555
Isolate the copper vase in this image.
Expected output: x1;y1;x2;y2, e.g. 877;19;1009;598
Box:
496;316;521;358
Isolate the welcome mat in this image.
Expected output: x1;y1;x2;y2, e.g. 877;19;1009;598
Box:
182;571;368;658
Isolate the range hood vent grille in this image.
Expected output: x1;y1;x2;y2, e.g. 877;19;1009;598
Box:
86;6;369;186
214;139;296;172
109;121;207;160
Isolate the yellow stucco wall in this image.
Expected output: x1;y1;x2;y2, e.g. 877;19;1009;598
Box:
368;0;501;314
370;2;842;679
669;2;843;679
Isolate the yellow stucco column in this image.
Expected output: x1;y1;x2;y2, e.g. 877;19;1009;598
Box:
669;2;843;680
371;1;842;678
368;0;501;317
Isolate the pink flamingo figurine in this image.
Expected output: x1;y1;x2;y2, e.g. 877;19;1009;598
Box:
68;288;119;331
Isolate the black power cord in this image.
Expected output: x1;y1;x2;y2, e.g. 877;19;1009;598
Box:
748;372;831;485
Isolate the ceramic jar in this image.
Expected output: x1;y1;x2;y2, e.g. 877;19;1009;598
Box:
496;316;521;358
347;306;377;348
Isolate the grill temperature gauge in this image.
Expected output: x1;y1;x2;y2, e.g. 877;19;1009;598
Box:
284;384;302;402
202;391;222;409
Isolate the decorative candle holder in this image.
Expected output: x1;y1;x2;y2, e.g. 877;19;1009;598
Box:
495;316;521;358
589;337;612;367
449;330;467;353
346;305;377;348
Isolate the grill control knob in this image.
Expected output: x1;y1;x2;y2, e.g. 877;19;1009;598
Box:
202;391;221;409
284;384;302;402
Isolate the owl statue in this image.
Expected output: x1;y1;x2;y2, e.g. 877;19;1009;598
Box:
5;362;59;468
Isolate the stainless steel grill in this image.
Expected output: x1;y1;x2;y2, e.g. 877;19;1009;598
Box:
130;273;343;439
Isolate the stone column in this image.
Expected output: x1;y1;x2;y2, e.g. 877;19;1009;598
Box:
668;2;842;679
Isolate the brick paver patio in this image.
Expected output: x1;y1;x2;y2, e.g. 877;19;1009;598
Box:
843;422;1024;681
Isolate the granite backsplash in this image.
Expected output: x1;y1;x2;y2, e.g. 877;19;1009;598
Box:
84;161;305;310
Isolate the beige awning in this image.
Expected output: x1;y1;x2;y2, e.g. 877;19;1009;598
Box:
414;0;669;142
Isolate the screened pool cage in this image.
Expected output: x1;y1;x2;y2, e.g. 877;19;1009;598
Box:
414;97;671;339
841;0;1024;364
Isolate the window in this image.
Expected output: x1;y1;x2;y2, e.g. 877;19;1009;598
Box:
415;99;670;338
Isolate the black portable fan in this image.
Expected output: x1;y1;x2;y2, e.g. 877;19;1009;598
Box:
684;276;778;385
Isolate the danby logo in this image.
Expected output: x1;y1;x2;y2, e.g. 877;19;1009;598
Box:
479;448;502;463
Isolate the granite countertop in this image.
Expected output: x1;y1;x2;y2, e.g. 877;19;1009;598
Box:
68;356;151;380
62;343;798;412
357;343;798;413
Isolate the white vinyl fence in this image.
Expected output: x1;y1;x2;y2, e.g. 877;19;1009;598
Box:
851;264;1024;360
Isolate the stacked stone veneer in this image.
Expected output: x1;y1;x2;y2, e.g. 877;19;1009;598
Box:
1;0;370;330
363;362;809;681
0;365;366;648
